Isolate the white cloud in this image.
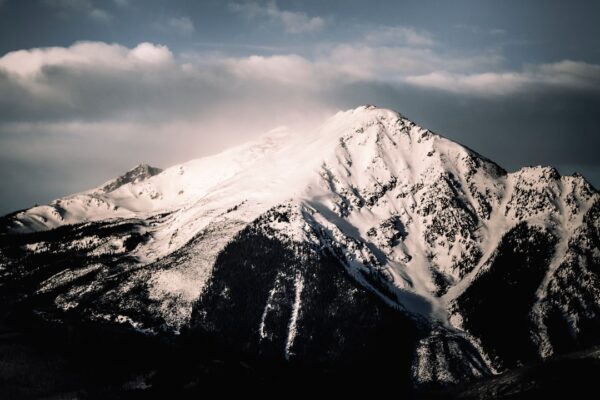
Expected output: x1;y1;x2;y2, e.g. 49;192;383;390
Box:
365;26;434;47
0;41;339;144
405;71;526;96
230;1;325;34
167;16;195;35
320;44;504;79
405;61;600;96
128;42;173;64
1;40;598;128
0;41;172;77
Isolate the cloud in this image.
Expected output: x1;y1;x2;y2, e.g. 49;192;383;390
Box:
455;24;507;36
89;7;110;22
167;16;195;35
0;41;179;124
405;71;526;96
320;43;503;79
229;1;325;34
0;41;172;77
405;60;600;96
1;40;598;126
1;40;599;123
365;26;434;47
43;0;111;23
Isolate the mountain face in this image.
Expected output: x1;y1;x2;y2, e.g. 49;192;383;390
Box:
1;106;599;392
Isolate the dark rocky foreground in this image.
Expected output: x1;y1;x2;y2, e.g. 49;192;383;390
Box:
0;312;417;399
1;314;600;399
428;346;600;399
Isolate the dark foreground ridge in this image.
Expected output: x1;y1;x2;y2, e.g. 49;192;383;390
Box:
2;315;600;399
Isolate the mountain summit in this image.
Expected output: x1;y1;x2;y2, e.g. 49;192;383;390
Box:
1;106;599;390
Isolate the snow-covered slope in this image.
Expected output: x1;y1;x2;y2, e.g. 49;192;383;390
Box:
1;105;599;388
4;107;508;306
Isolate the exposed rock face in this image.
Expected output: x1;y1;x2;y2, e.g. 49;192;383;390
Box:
0;106;599;390
101;164;163;193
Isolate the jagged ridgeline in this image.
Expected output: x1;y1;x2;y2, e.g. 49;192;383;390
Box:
1;106;599;394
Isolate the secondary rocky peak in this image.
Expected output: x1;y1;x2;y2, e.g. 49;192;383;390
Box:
101;163;163;193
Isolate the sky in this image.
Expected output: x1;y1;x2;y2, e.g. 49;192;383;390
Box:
0;0;599;214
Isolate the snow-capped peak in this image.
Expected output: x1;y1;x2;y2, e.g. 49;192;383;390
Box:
6;106;598;317
4;106;600;387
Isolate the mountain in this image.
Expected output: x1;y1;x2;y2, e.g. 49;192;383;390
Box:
1;105;599;395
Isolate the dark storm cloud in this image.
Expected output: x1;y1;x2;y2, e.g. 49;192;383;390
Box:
0;0;599;213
